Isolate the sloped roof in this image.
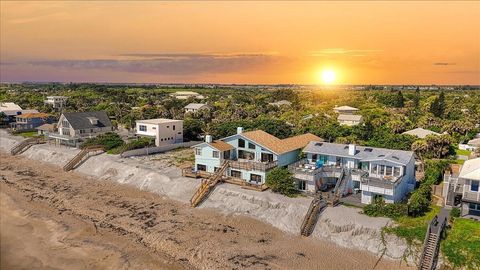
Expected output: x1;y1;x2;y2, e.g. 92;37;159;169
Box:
36;123;56;132
459;158;480;180
62;111;112;130
334;105;359;111
209;140;234;151
16;112;50;119
0;102;22;111
403;128;440;139
303;141;414;165
242;130;322;154
338;114;362;121
467;138;480;146
184;103;208;110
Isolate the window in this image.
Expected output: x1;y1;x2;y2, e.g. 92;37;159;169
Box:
230;170;241;178
195;148;202;155
152;127;156;130
173;125;175;131
62;120;70;127
178;132;181;134
139;125;147;132
248;142;255;150
80;129;85;134
238;138;245;148
214;167;220;172
471;180;479;192
250;174;262;183
212;151;219;158
386;166;393;176
223;150;231;159
311;154;318;162
261;153;274;162
298;180;307;191
196;164;206;171
394;167;401;177
371;164;378;174
379;165;385;175
167;126;169;128
238;150;255;160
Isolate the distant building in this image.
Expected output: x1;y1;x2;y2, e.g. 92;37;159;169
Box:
11;112;54;131
338;114;363;126
444;158;480;218
170;91;205;100
459;138;480;152
268;100;292;107
403;128;440;139
36;123;57;136
184;103;210;113
44;96;68;109
49;111;113;147
333;105;359;115
136;118;183;147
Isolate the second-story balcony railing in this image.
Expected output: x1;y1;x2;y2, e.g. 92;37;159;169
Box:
229;159;278;172
360;175;402;190
288;158;322;176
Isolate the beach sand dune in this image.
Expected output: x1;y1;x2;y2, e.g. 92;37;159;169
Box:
0;153;413;270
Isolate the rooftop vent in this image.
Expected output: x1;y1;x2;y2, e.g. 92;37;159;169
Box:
392;156;399;160
378;154;385;157
364;148;373;152
315;142;323;146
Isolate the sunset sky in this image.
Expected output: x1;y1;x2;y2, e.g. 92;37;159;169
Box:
1;1;479;85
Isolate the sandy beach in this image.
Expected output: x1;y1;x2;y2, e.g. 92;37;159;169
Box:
0;152;414;269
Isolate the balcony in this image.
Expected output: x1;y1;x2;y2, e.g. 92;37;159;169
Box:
360;175;402;196
463;191;480;203
229;159;278;172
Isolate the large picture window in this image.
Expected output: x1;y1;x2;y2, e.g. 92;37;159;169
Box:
230;170;241;178
261;153;274;162
250;174;262;183
394;167;401;177
196;164;206;171
238;150;255;160
248;142;256;150
238;138;245;148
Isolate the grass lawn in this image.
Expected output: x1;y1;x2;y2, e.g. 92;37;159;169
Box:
442;218;480;270
383;206;440;245
18;131;39;138
455;148;472;156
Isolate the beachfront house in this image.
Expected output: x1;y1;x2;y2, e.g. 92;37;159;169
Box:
44;96;68;110
184;103;210;113
11;112;54;131
443;158;480;219
402;128;440;139
289;142;416;204
135;118;183;147
48;111;113;146
192;127;321;185
0;102;38;124
459;138;480;152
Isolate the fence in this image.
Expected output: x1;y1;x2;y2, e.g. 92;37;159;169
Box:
120;141;201;158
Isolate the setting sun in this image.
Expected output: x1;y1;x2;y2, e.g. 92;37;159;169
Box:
319;69;337;84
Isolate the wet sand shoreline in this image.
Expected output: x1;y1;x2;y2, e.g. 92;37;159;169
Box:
0;152;413;269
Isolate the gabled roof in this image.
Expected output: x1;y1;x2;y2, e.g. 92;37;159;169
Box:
184;103;208;110
338;114;362;121
36;123;56;132
303;141;414;165
334;105;359;111
459;158;480;180
210;140;234;151
241;130;322;155
62;111;112;130
402;128;440;139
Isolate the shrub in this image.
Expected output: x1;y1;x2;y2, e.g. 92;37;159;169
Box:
82;132;124;150
109;137;155;154
450;207;461;218
363;197;408;219
265;167;297;197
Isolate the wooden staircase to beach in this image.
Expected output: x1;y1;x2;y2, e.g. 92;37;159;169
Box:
327;169;350;206
190;161;229;207
63;145;105;172
418;210;448;270
10;137;46;155
300;193;326;236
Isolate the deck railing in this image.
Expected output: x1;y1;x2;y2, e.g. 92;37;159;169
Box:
229;159;277;172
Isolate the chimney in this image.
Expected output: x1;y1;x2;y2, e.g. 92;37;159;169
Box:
205;135;212;143
237;127;243;134
348;144;356;156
